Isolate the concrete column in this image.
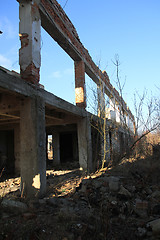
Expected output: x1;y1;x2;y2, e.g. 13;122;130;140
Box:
75;60;86;109
109;97;116;120
20;97;46;198
97;82;105;117
126;115;130;128
77;117;92;173
19;0;41;84
105;132;110;165
52;131;60;165
115;104;121;123
14;124;20;174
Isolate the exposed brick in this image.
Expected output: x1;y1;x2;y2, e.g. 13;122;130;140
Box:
18;0;134;119
20;62;40;85
39;0;134;119
75;60;86;109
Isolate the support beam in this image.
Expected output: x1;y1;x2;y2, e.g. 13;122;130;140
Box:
77;117;92;172
109;97;116;121
14;124;20;174
75;60;86;109
52;131;60;165
97;82;105;117
19;0;41;84
20;97;46;198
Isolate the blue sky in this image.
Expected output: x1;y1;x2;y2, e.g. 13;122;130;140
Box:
0;0;160;115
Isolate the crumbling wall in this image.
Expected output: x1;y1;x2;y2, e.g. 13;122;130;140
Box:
39;0;134;121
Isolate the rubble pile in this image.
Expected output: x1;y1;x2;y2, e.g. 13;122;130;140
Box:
0;158;160;240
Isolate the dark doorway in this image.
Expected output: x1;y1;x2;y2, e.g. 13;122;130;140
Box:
0;130;14;174
60;133;73;163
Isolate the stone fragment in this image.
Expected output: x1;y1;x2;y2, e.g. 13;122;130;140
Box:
23;212;36;220
153;204;160;215
47;198;59;207
118;185;132;199
136;227;147;237
108;176;120;192
147;218;160;234
134;199;149;218
152;190;160;199
1;199;28;212
39;198;47;204
135;199;148;210
92;180;102;189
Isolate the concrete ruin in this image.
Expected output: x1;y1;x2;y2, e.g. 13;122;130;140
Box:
0;0;135;198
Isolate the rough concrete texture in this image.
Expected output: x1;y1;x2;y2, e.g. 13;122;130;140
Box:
20;97;46;198
77;117;92;172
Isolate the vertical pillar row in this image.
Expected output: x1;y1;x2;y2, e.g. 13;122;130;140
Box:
19;1;41;84
20;97;46;198
74;60;86;109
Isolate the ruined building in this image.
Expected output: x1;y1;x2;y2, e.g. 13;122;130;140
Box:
0;0;135;197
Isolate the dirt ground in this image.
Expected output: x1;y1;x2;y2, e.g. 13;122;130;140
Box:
0;155;160;240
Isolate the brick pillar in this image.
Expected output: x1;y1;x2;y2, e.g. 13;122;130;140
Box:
74;60;86;109
19;0;41;84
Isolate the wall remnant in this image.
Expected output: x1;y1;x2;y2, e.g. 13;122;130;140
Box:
0;0;135;198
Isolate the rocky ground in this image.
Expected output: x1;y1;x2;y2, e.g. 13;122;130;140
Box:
0;156;160;240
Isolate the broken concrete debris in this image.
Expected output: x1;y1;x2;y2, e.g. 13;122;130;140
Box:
1;199;27;212
1;164;160;239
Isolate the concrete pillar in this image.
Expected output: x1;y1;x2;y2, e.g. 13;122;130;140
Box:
75;60;86;109
20;97;46;198
116;104;121;123
77;117;92;172
52;131;60;165
109;97;116;120
126;114;130;128
19;0;41;84
105;132;110;165
97;82;105;117
14;124;20;174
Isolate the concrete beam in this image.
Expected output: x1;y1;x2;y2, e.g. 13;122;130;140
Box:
0;69;86;118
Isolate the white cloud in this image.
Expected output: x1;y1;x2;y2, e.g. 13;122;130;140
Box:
0;54;12;69
51;71;62;79
64;68;73;76
0;17;17;39
50;68;73;79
